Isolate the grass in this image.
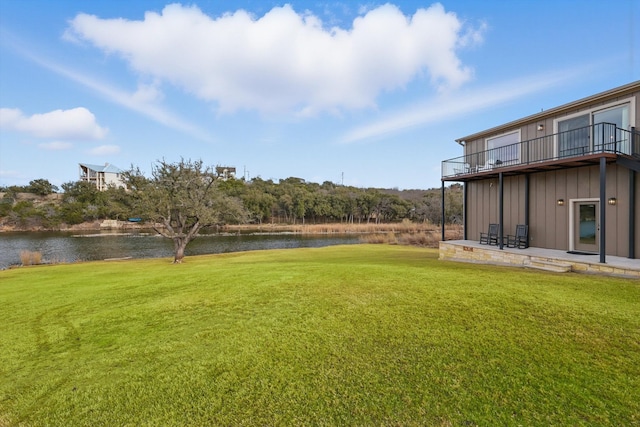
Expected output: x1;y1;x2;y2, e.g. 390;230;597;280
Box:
358;230;452;246
0;245;638;426
224;222;463;238
225;221;463;248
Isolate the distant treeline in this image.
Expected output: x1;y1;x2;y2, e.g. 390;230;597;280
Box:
0;177;462;229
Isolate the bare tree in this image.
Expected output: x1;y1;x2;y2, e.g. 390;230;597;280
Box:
125;159;247;263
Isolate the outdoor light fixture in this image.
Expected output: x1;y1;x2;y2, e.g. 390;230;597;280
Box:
557;199;565;206
537;124;544;131
608;197;617;206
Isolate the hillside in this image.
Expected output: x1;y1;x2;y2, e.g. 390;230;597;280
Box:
1;180;463;231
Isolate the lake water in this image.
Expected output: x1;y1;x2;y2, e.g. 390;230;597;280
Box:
0;231;362;269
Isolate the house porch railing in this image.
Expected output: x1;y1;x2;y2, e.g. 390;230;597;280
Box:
442;123;639;179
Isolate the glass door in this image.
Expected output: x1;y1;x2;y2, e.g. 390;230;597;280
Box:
556;101;631;157
558;114;590;157
592;104;629;153
574;201;599;253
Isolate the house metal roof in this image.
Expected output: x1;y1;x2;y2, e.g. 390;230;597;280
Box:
79;163;123;173
455;80;640;145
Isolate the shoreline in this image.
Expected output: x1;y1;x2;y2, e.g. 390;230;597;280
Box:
1;220;462;237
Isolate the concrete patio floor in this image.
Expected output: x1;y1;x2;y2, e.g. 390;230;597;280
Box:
439;240;640;279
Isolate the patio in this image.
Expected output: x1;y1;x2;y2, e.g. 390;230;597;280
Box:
439;240;640;279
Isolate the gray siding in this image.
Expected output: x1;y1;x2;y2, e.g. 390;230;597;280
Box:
467;165;638;258
461;82;640;258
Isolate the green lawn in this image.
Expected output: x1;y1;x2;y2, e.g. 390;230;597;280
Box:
1;245;638;426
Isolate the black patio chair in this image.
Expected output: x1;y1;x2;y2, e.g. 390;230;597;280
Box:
479;223;499;245
506;224;529;249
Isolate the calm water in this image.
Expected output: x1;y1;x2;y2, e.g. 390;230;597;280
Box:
0;231;361;269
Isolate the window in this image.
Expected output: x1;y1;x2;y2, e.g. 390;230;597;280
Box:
557;114;589;157
486;131;520;164
555;98;633;156
593;104;630;152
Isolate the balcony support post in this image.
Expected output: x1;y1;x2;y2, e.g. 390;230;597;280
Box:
630;170;636;259
463;182;468;240
441;181;445;242
599;157;606;264
525;173;530;228
499;171;504;250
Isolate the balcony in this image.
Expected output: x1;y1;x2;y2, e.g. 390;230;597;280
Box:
442;123;640;181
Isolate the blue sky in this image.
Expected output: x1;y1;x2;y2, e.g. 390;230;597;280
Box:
1;0;638;190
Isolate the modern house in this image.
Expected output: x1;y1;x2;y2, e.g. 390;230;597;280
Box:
441;81;640;266
79;163;125;191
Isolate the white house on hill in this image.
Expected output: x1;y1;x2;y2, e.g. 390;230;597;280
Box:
215;166;236;181
79;163;125;191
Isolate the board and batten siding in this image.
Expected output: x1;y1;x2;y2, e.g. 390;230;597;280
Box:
466;165;637;258
460;82;640;258
466;177;526;243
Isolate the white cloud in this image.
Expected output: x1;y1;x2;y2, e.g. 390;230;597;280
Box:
339;68;590;144
0;170;20;178
132;81;164;103
66;3;484;115
3;34;212;142
38;141;73;150
88;145;121;156
458;20;487;47
0;107;107;140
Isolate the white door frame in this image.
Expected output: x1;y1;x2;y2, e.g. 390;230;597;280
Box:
568;198;599;253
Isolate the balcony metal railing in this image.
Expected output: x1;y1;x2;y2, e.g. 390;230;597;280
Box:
442;123;639;179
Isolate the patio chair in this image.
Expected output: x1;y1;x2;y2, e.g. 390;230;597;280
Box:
479;223;499;245
476;160;494;172
506;224;529;249
453;163;471;175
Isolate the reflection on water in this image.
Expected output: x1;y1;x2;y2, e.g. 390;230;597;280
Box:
0;230;361;269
